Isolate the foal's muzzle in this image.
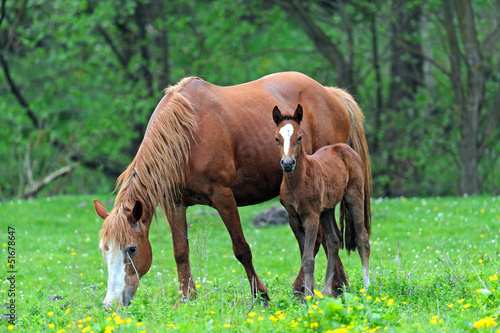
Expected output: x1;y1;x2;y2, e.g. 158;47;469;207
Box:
281;158;296;173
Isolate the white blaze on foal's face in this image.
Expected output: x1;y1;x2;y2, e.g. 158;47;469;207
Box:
100;240;126;309
279;123;294;156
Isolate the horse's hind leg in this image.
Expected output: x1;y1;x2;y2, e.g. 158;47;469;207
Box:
319;208;341;296
345;188;371;288
212;186;269;305
165;206;197;306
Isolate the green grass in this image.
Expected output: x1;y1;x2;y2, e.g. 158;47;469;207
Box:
1;195;499;332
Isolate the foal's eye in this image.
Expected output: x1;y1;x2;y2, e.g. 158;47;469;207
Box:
297;137;302;144
275;137;280;144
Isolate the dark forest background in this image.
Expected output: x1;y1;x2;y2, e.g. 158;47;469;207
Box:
1;0;499;199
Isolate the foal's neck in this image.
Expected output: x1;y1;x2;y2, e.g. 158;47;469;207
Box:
283;149;311;188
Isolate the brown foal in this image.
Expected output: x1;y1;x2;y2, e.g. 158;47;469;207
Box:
273;104;371;297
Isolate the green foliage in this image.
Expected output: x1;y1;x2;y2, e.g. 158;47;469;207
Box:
1;195;499;331
0;0;499;198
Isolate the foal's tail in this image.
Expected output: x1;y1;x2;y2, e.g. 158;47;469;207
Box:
326;87;372;252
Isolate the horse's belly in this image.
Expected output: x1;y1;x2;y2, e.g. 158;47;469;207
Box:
232;167;282;206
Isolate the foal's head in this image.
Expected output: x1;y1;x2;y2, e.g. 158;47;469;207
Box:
94;199;153;310
272;104;304;174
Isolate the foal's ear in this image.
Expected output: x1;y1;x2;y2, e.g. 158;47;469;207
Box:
93;199;110;220
272;106;283;125
131;200;143;223
293;104;303;125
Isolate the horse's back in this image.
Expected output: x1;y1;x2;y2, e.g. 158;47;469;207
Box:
169;73;353;206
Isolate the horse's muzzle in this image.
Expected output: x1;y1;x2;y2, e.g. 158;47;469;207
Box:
281;158;296;173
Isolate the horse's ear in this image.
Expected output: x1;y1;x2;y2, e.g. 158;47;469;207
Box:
293;104;303;125
272;106;283;125
131;200;143;223
93;199;109;220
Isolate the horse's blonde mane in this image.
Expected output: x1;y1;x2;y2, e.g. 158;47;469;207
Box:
99;77;200;249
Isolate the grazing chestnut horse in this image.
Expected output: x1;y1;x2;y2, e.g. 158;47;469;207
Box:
273;104;371;297
93;72;371;309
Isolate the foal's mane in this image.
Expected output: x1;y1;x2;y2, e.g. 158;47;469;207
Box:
99;77;200;249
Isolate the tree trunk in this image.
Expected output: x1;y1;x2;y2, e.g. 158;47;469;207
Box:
443;0;485;195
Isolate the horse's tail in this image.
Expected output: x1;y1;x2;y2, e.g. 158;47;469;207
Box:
327;87;372;251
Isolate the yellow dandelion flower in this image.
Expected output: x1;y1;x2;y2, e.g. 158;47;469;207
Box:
8;325;14;330
357;305;363;309
248;312;256;317
381;296;388;301
367;296;373;300
210;311;215;315
82;326;91;333
447;304;453;308
463;303;471;308
232;269;236;273
402;301;407;305
310;322;319;328
49;323;55;328
313;289;324;298
387;299;394;306
224;324;231;328
430;320;437;325
473;317;497;328
247;318;254;323
305;295;312;300
432;315;439;320
267;272;271;275
290;322;298;328
359;288;366;293
458;299;465;303
257;317;264;321
48;311;54;316
376;297;381;302
354;296;359;300
77;324;83;329
196;284;200;288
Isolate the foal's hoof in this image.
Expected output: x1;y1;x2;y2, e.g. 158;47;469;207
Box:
292;284;305;298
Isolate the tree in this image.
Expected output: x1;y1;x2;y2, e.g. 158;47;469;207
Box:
442;0;500;195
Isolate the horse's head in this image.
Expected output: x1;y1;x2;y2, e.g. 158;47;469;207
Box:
93;199;152;310
272;104;304;174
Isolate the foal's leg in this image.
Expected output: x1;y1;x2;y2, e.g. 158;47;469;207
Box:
300;213;320;296
345;188;370;288
287;210;306;295
212;186;269;304
319;208;341;297
165;206;197;306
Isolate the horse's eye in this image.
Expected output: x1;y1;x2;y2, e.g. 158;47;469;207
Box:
275;137;280;144
297;137;302;144
126;246;137;257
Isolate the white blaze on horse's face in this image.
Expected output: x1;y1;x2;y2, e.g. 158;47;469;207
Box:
279;123;294;156
100;240;126;310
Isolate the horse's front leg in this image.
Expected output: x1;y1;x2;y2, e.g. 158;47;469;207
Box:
165;205;197;307
212;186;269;305
300;212;320;296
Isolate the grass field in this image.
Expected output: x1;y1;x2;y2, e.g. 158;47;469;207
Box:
1;195;499;332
